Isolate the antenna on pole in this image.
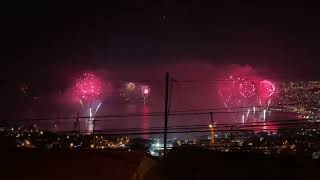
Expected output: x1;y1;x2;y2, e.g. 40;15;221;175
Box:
164;72;169;158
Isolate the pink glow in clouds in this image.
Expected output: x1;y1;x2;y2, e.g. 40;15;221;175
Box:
74;73;102;102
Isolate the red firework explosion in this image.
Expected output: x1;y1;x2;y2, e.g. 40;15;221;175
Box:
74;73;102;101
259;80;275;98
239;80;256;98
219;73;277;106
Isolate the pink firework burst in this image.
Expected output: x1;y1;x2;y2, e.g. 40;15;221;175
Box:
239;80;256;98
141;86;150;96
74;73;102;102
259;80;275;98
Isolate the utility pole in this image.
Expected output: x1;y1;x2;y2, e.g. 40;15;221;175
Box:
76;112;80;135
93;118;96;147
210;112;214;125
164;72;169;158
209;112;215;145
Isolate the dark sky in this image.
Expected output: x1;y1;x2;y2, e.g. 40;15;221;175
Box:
1;0;320;121
2;1;320;94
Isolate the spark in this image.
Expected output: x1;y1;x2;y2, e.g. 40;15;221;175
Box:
95;102;102;114
241;115;245;124
89;108;93;122
79;99;84;110
246;109;250;120
224;102;230;112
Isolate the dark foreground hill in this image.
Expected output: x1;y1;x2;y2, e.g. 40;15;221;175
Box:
0;149;145;180
1;148;320;180
144;149;320;180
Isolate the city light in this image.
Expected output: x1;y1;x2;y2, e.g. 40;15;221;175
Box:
25;140;30;145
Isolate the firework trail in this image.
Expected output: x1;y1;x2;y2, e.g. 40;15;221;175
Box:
73;72;104;133
79;99;84;110
95;102;102;115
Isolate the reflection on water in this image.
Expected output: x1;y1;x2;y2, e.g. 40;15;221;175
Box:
142;104;150;139
25;107;303;140
87;120;94;133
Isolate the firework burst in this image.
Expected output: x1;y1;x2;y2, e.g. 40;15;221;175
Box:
239;80;256;98
218;72;277;123
73;72;104;133
74;73;102;102
259;80;275;98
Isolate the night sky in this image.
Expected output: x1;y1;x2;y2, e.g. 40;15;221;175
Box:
1;1;320;117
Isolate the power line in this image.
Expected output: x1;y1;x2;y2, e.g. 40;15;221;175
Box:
12;118;319;135
91;122;320;133
3;102;303;122
71;126;320;136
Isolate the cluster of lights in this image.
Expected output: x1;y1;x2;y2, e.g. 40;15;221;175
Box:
278;81;320;119
6;127;131;150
